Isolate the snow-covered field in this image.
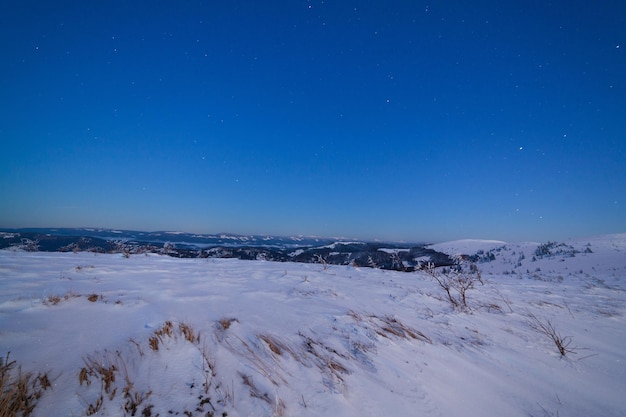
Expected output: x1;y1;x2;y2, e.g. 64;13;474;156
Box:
1;234;625;416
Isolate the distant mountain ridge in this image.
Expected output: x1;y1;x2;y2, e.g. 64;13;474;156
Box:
0;228;340;248
0;227;451;271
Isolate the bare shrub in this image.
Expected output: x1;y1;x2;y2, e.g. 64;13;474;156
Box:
423;262;483;311
526;312;577;357
493;288;514;313
313;254;329;270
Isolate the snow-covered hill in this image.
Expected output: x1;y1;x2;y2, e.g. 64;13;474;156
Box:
1;234;625;416
429;233;626;279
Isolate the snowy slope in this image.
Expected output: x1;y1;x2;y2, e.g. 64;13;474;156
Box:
428;238;508;256
1;234;625;416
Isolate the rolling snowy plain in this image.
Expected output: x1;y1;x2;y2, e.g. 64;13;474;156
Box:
1;234;625;416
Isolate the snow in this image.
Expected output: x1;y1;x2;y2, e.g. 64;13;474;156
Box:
288;248;305;257
428;239;508;256
1;234;625;417
319;241;365;249
377;248;410;254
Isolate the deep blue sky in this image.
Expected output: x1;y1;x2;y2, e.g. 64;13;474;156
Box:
1;1;625;242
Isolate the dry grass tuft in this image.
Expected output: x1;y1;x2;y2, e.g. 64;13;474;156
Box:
148;336;159;351
359;313;432;344
129;339;145;357
79;367;91;387
80;353;118;395
240;373;272;404
79;350;157;416
481;303;504;313
347;310;363;322
154;321;174;338
327;358;349;374
84;394;103;415
1;352;52;417
179;322;199;344
75;321;225;417
148;321;176;351
45;295;62;305
147;321;201;351
199;344;217;394
378;315;432;343
299;332;350;389
218;317;239;330
43;291;104;306
257;333;307;367
258;334;284;356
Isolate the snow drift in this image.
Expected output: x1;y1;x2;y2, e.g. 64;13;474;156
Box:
1;234;625;416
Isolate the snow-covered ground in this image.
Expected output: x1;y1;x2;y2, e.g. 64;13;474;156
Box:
1;234;625;416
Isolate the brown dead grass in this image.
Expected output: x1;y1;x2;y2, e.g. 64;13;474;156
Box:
43;291;110;306
148;336;160;351
217;317;239;330
240;372;286;416
258;334;284;356
154;321;174;338
299;332;350;387
1;352;52;417
147;321;201;351
374;315;432;343
77;322;208;416
179;322;199;344
80;353;117;395
44;291;81;306
148;321;175;351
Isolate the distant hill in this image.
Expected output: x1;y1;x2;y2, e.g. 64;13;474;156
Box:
0;227;452;271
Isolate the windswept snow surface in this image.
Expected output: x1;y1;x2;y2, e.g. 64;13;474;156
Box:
1;234;625;416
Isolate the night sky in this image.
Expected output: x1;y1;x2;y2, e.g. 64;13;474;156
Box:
1;1;625;242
